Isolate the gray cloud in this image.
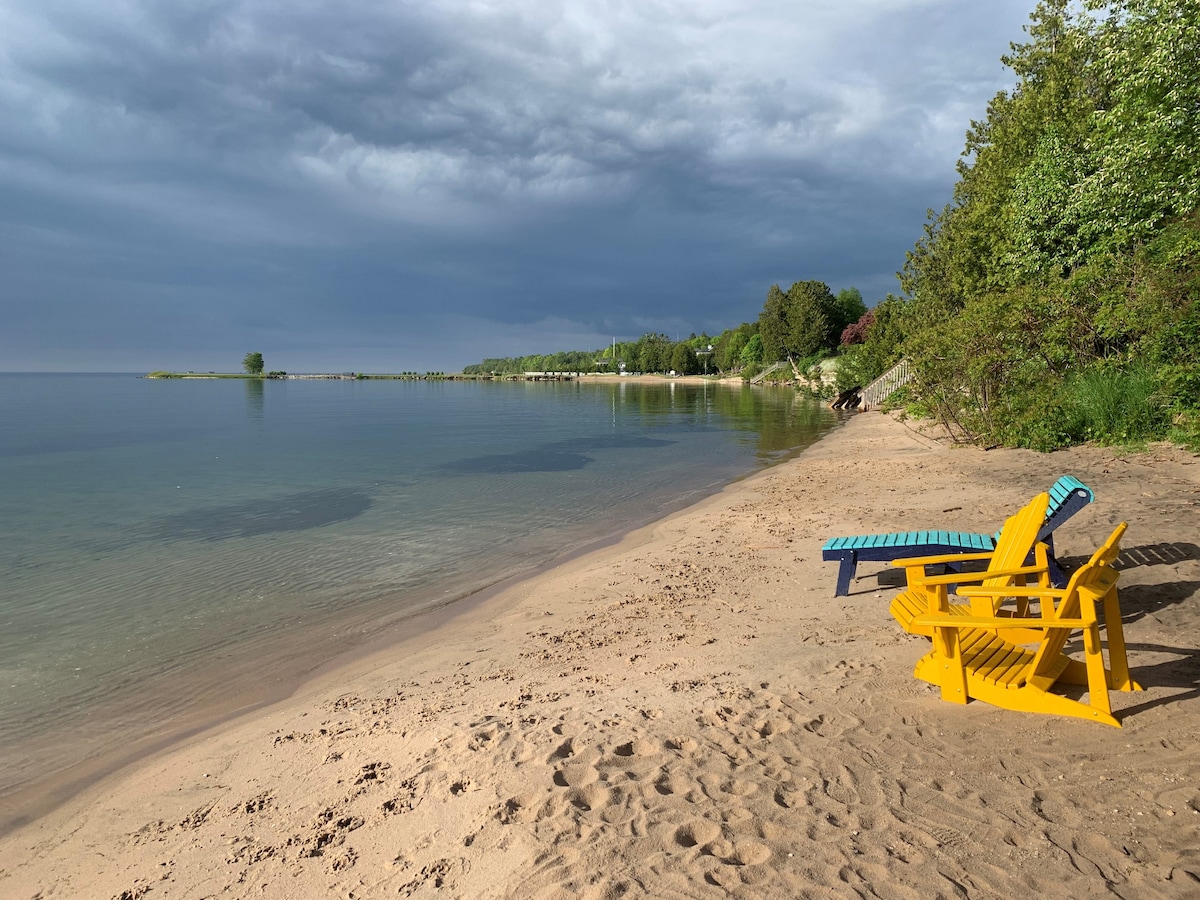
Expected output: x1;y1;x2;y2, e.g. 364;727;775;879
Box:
1;0;1034;371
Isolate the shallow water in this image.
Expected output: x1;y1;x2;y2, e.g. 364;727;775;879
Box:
0;374;841;817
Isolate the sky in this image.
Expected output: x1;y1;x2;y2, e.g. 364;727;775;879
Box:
1;0;1038;373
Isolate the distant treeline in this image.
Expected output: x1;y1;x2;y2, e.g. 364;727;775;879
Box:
462;284;869;379
468;1;1200;450
463;334;717;377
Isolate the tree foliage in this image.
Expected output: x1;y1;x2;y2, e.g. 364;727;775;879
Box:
463;279;871;383
670;343;700;375
712;322;757;372
832;288;867;336
757;281;840;362
740;334;764;368
840;312;873;347
892;0;1200;449
243;352;264;375
464;333;719;377
1081;0;1200;251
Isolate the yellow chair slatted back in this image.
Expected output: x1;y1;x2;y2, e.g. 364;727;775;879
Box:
986;491;1050;579
1027;522;1127;679
973;491;1050;609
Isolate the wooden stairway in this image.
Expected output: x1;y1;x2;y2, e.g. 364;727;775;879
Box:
860;358;912;410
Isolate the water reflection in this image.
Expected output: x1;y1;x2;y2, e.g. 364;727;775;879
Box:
582;381;838;460
244;378;264;420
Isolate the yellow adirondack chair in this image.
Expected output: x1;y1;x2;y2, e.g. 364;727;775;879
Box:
889;492;1053;638
909;523;1142;727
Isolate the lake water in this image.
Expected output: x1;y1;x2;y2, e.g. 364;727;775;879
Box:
0;373;841;825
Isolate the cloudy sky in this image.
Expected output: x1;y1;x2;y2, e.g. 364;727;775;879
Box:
2;0;1036;373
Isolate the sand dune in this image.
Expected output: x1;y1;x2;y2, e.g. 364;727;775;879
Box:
2;411;1198;898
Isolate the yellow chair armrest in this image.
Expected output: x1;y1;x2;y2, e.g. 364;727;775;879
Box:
891;550;997;568
911;613;1095;631
907;563;1049;589
956;585;1067;601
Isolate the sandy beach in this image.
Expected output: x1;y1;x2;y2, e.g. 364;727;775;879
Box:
2;411;1198;898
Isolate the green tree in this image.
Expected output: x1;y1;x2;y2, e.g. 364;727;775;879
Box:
631;333;672;373
243;352;264;375
757;284;790;362
757;281;839;362
1006;126;1090;279
1078;0;1200;253
670;343;699;375
913;1;1101;299
832;288;867;336
784;281;838;359
712;323;755;372
739;334;764;368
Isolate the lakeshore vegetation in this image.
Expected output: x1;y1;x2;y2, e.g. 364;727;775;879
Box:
465;1;1200;451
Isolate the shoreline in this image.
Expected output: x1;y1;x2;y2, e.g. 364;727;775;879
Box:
3;412;1198;897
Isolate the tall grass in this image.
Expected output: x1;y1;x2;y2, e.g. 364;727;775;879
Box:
1063;363;1167;444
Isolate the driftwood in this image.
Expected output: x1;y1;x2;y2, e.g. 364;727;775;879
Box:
830;388;861;410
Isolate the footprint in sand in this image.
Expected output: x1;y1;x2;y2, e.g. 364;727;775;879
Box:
700;835;770;866
654;771;689;797
567;783;612;812
666;736;699;755
729;841;772;866
549;735;586;759
233;791;273;815
614;738;659;757
774;781;810;809
497;793;540;825
720;778;760;798
757;717;792;737
554;758;600;787
396;857;469;897
674;819;721;848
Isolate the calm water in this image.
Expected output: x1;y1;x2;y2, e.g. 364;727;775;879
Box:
0;374;840;819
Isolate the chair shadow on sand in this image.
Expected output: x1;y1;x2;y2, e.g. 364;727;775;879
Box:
1093;577;1200;716
1114;541;1200;570
1054;541;1200;574
1113;639;1200;717
1055;542;1200;622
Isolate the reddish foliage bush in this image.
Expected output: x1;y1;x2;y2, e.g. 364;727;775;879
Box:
840;311;875;346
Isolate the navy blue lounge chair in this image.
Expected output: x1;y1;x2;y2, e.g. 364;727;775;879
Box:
821;476;1094;597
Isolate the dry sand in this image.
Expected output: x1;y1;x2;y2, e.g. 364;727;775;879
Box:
2;411;1198;899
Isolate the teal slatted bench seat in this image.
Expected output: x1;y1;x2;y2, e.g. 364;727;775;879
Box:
821;476;1094;597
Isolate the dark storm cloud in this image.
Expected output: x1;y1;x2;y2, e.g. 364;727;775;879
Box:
0;0;1037;371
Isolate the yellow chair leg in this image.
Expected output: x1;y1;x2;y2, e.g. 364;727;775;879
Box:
933;626;969;705
1102;586;1140;692
1082;623;1113;718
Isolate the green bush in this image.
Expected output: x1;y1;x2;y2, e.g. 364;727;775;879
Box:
835;344;881;392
